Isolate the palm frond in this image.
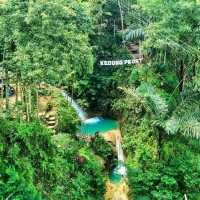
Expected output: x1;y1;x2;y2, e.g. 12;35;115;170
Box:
118;87;146;105
164;117;180;135
165;101;200;140
124;28;145;41
119;84;168;117
137;83;168;116
181;118;200;139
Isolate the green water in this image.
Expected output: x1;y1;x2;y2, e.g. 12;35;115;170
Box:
79;117;123;183
79;117;119;136
110;171;122;184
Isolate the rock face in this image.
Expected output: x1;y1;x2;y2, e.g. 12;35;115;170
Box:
103;129;122;145
105;179;129;200
37;95;58;133
103;129;128;200
44;111;58;133
128;43;143;61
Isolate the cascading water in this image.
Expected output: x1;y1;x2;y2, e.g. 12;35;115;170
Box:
62;91;87;122
115;134;127;177
62;91;127;181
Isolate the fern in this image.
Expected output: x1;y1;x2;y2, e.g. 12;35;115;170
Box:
181;118;200;139
137;83;168;116
163;101;200;139
124;28;145;41
163;117;180;135
120;86;200;140
119;83;168;117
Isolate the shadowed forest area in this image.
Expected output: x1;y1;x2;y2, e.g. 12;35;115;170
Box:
0;0;200;200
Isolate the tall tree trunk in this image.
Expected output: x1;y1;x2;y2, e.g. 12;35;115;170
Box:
179;60;185;93
15;73;19;106
20;84;24;108
28;86;32;119
23;85;29;122
118;0;124;31
36;85;39;119
25;86;32;122
5;67;9;110
118;0;124;44
21;84;25;121
1;44;6;101
113;20;116;37
192;57;198;77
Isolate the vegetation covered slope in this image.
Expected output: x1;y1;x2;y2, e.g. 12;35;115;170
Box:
0;105;105;199
85;0;200;199
112;0;200;199
0;0;200;200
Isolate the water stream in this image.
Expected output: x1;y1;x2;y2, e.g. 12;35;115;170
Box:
115;134;127;176
61;91;87;122
62;91;127;197
62;91;126;175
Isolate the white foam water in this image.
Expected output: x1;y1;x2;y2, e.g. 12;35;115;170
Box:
115;134;127;176
62;91;87;122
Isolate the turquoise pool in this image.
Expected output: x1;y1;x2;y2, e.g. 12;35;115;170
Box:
79;117;119;136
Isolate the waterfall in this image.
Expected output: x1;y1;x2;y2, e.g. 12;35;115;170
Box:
62;91;87;122
184;194;188;200
115;134;127;176
62;90;126;178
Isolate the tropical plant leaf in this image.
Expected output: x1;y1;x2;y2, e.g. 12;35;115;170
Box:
124;28;145;41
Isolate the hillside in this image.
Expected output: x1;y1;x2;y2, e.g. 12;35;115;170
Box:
0;0;200;200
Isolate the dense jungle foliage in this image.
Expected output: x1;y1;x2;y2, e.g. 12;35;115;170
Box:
0;0;200;199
